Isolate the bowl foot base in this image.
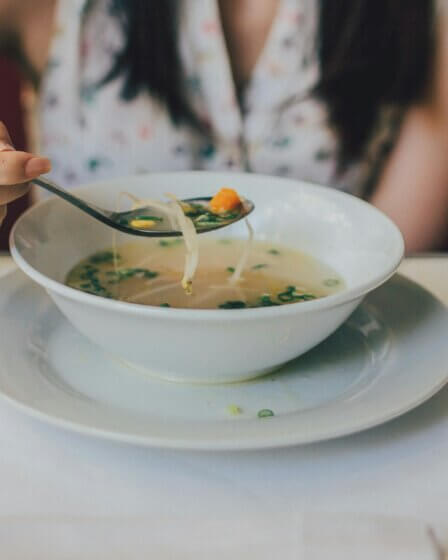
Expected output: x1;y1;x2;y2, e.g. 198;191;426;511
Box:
113;356;284;385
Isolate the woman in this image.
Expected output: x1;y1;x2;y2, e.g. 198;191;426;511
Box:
0;0;447;252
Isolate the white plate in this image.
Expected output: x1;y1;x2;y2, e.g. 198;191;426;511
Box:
0;269;447;450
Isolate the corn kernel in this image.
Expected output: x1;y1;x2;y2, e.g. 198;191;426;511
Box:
130;219;157;229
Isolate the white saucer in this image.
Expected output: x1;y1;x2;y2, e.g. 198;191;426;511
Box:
1;269;447;450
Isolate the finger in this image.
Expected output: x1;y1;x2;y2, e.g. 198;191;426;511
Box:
0;204;6;226
0;150;51;184
0;121;52;183
0;183;30;206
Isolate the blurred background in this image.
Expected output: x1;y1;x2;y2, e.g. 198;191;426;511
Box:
0;5;446;254
0;56;31;250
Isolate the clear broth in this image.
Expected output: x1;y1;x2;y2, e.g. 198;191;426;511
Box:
66;239;344;309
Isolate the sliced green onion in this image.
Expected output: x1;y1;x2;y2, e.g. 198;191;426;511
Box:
219;300;247;309
89;251;118;264
257;409;274;418
258;295;279;307
277;286;316;303
159;239;182;247
106;268;158;283
195;213;219;223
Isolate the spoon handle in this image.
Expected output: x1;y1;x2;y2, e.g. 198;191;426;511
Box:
32;177;110;222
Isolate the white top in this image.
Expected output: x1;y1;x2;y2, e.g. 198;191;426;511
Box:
38;0;394;194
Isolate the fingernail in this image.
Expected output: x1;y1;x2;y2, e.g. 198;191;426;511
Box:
25;157;52;178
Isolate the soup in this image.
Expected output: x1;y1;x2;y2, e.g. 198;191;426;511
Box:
66;239;344;309
113;187;250;294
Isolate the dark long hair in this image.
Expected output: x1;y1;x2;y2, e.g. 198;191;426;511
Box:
105;0;435;167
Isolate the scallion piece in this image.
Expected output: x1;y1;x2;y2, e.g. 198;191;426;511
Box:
219;300;247;309
106;268;158;283
258;295;279;307
257;409;274;418
277;286;316;303
89;251;118;264
159;239;182;247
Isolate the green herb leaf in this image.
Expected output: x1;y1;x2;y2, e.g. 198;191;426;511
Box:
277;286;296;302
277;286;316;303
219;300;247;309
106;268;159;283
252;264;268;270
89;251;118;264
267;249;280;256
195;213;219;223
227;266;235;273
220;212;239;220
183;203;207;218
258;295;280;307
159;239;182;247
192;209;239;227
160;303;171;308
257;409;274;418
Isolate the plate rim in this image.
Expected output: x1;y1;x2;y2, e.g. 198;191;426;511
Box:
0;268;447;451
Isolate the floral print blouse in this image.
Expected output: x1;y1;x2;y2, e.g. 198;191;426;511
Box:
39;0;398;196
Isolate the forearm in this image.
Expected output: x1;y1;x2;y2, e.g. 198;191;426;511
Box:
370;106;448;253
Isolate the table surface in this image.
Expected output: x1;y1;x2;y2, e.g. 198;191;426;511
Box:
1;255;448;546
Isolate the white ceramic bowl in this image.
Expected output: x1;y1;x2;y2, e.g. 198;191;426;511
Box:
10;172;404;383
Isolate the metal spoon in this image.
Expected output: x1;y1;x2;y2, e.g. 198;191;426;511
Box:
32;177;254;237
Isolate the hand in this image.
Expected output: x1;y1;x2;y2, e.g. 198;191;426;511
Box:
0;121;51;227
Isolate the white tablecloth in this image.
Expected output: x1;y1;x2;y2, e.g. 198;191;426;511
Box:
0;255;447;554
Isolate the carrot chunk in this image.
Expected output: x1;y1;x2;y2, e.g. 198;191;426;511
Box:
209;188;242;214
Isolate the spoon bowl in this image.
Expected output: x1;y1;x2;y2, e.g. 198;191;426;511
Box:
32;177;254;237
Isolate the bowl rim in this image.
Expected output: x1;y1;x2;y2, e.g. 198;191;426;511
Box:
10;171;405;321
